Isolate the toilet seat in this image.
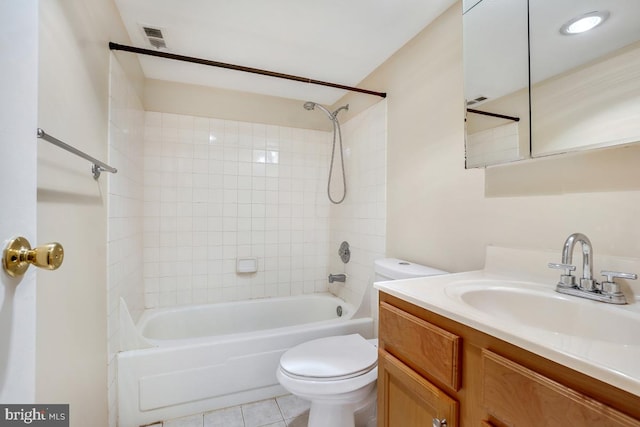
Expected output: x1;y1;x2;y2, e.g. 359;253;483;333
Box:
279;334;377;381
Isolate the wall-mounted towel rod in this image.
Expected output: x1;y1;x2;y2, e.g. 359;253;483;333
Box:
37;128;117;179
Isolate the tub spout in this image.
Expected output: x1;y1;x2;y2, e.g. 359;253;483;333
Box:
328;273;346;283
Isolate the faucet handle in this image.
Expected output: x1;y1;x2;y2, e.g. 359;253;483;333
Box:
601;270;638;282
548;262;576;287
548;262;576;273
600;270;637;295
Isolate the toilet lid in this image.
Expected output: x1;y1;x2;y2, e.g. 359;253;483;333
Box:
280;334;378;381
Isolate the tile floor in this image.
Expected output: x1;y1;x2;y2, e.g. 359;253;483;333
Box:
149;395;310;427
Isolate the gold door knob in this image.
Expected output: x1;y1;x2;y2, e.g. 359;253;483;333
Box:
2;236;64;277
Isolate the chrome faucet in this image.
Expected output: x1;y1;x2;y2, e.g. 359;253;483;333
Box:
549;233;637;304
561;232;595;291
328;273;346;283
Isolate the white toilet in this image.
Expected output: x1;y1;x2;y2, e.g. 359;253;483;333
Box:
276;258;447;427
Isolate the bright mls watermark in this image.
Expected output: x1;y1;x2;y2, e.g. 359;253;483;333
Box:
0;405;68;426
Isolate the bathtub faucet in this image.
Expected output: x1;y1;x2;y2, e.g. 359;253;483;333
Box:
328;273;346;283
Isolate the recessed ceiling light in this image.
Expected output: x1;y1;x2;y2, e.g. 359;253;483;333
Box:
560;11;610;35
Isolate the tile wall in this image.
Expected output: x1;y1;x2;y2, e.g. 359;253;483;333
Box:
142;113;333;307
466;121;523;168
107;56;145;427
328;101;387;311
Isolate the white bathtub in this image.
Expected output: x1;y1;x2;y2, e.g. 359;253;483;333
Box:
117;293;374;427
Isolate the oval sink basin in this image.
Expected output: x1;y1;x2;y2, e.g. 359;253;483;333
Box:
446;281;640;345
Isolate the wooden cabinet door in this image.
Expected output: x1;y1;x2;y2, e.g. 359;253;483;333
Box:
482;350;640;427
378;350;458;427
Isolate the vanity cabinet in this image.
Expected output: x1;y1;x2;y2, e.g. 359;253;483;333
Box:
378;292;640;427
377;301;460;426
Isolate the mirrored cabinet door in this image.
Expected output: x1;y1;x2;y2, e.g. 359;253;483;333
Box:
463;0;530;169
463;0;640;168
529;0;640;157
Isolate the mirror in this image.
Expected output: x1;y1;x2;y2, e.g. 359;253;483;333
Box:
530;0;640;156
463;0;530;168
463;0;640;168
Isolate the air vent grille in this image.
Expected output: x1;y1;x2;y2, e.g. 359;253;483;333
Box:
141;25;167;49
143;26;163;39
466;96;488;106
148;38;166;49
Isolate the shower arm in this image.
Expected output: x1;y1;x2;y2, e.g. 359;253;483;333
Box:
332;105;349;118
305;102;349;122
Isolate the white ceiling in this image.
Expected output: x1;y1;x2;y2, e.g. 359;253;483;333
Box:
113;0;457;105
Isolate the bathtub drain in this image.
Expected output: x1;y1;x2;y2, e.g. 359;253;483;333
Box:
336;305;343;317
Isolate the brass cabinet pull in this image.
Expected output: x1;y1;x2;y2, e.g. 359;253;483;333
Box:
2;236;64;277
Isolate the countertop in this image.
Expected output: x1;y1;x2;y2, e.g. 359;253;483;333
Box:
374;247;640;397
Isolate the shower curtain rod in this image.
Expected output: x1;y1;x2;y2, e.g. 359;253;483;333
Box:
109;42;387;99
467;108;520;122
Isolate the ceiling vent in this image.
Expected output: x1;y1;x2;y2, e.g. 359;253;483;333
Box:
466;96;488;106
141;25;167;49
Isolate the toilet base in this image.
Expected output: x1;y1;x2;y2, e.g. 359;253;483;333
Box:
306;384;377;427
308;402;356;427
354;394;377;427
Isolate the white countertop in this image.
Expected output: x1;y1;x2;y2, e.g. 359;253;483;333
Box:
374;247;640;397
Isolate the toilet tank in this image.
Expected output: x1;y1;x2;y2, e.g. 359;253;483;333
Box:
374;258;447;281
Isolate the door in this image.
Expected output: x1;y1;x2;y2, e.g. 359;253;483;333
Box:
0;1;39;402
377;350;458;427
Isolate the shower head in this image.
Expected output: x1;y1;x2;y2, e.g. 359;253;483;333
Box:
303;101;335;121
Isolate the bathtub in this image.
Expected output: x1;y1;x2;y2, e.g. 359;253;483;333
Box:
117;293;374;427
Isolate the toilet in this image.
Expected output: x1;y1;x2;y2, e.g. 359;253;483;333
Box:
276;258;447;427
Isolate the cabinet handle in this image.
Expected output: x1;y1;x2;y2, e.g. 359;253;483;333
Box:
433;418;448;427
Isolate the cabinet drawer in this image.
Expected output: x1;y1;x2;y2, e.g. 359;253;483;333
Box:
379;302;461;391
482;350;640;427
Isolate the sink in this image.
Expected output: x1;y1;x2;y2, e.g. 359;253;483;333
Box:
446;281;640;345
374;246;640;396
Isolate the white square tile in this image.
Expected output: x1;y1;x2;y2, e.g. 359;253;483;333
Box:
203;406;244;427
242;399;283;427
138;107;385;311
145;111;162;126
276;395;310;420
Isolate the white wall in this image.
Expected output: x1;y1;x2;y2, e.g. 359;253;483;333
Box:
142;113;332;307
145;79;332;132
